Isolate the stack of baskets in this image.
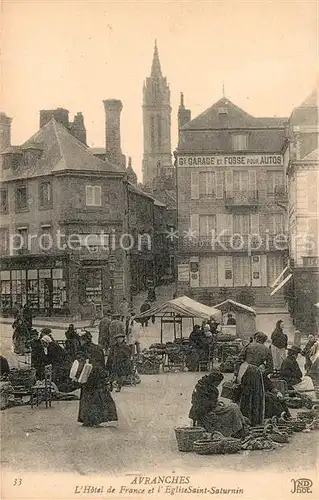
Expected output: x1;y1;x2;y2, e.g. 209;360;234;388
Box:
174;426;206;452
193;432;241;455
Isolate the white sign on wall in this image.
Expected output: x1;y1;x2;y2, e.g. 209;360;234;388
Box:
178;264;189;282
178;154;283;167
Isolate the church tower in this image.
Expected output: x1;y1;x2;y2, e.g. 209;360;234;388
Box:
142;40;173;189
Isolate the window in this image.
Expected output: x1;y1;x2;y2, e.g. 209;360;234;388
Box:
40;225;52;251
17;227;28;251
199;215;216;237
232;134;248;151
15;186;28;211
267;255;284;285
199;257;218;286
233;214;250;235
86;186;101;206
0;228;9;255
266;171;284;195
199;171;215;195
225;270;232;280
233;256;250;286
233;170;249;192
39;181;52;208
0;188;8;213
272;214;285;234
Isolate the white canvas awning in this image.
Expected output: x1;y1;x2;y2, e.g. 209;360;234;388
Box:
133;295;221;321
270;273;292;296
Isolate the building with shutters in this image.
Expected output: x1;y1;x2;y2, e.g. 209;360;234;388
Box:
175;96;289;306
285;87;319;332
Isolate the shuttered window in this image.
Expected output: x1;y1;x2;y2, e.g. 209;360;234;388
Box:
199;171;215;195
199;257;218;286
86;186;102;206
266;171;284;195
267;255;284;285
233;256;250;286
233;170;249;192
191;172;199;199
199;215;216;237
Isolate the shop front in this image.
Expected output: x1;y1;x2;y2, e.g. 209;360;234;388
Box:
0;254;69;316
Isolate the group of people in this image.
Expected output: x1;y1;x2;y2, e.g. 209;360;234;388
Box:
189;324;318;438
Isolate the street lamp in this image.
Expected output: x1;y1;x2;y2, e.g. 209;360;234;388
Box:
108;255;116;314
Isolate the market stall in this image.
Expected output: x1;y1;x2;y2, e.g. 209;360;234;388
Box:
133;296;221;372
213;299;256;342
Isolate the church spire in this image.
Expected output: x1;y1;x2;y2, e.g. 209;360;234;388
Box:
151;39;162;77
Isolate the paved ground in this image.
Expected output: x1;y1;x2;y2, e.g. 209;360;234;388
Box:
1;370;318;477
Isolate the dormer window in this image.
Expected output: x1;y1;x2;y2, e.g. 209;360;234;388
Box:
232;134;248;151
22;144;43;166
218;107;228;114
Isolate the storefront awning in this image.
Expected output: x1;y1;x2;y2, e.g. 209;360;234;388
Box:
270;273;292;296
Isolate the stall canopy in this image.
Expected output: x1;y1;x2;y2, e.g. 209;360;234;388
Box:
134;296;220;321
133;296;221;343
213;299;256;341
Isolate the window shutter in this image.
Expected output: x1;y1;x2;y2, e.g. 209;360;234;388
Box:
190;214;199;235
225;214;233;234
191;172;199;199
215;171;224;199
94;186;101;206
207;171;215;195
86;186;93;205
260;255;268;286
217;214;226;234
249;170;257;193
250;214;260;234
225;169;233;195
266;171;274;194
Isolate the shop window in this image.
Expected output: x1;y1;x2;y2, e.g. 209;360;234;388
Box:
86;186;101;206
0;188;8;213
15;186;28;212
232;134;248;151
0;271;11;311
11;270;27;307
39;181;52;209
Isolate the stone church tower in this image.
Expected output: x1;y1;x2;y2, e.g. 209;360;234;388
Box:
142;40;173;188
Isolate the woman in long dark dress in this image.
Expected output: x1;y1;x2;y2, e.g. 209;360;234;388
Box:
106;333;132;392
234;332;273;427
78;331;118;428
189;370;246;437
64;324;81;361
40;335;73;392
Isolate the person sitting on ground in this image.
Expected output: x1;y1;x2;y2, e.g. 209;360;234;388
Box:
189;370;246;438
106;333;132;392
280;345;316;400
302;334;316;372
0;355;10;380
226;313;236;326
306;340;319;385
98;311;112;352
65;324;81;361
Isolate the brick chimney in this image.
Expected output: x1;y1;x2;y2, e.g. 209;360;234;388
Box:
69;112;87;145
0;113;12;153
103;99;124;166
40;108;69;129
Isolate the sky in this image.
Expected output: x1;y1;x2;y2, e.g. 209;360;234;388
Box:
1;0;318;181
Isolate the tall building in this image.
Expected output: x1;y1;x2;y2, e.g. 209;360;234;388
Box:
175;96;289;306
285;87;319;332
142;40;173;188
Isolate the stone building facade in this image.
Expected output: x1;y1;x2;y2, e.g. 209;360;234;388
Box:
175;96;289;306
285;87;319;332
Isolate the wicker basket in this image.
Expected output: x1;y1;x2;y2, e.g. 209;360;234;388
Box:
291;420;307;432
174;427;206;452
193;437;241;455
8;368;36;389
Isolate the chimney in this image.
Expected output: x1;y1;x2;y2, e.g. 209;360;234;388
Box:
40;108;69;129
178;93;191;142
69;112;87;145
0;113;12;153
103;99;123;165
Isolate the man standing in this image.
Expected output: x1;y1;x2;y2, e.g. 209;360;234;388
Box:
119;297;129;323
22;303;32;329
140;299;151;327
89;298;97;327
109;314;125;347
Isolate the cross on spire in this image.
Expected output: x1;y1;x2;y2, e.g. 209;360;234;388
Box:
222;81;225;98
151;39;162;77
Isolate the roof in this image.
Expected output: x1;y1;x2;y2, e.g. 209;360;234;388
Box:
301;148;319;162
181;97;287;131
133;295;221;320
178;97;287;154
127;182;166;207
147;189;176;210
89;147;106;155
1;119;123;182
289;86;318;125
213;299;256;316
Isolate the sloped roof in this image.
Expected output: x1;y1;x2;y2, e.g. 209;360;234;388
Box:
298;87;318;108
181;97;287;131
301;148;319;162
133;295;221;320
213;299;256;316
1;118;123;182
289;86;319;125
150;189;176;210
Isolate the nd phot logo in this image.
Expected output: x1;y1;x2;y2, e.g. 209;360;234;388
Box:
291;478;313;494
